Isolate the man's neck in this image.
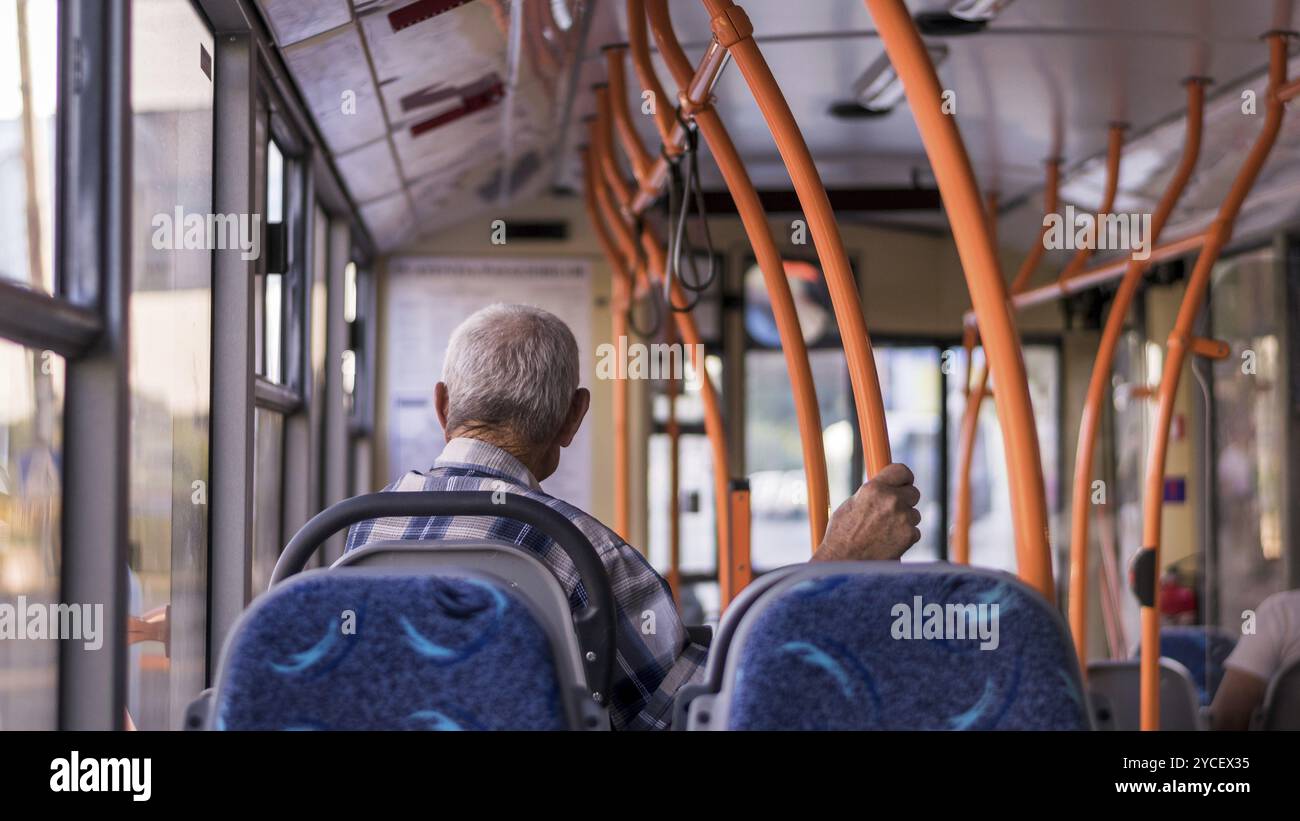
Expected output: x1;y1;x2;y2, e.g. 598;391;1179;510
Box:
453;429;548;481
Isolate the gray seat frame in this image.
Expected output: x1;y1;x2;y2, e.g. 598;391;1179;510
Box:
1087;658;1203;730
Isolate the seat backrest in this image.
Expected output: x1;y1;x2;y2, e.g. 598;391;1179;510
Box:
1087;659;1203;730
685;562;1090;730
1143;626;1237;705
210;561;597;730
1261;657;1300;730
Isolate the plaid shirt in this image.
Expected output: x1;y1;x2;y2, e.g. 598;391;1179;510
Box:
344;437;707;730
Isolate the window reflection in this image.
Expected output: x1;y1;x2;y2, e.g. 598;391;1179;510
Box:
0;340;62;730
126;0;214;731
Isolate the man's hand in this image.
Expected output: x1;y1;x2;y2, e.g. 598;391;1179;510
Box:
813;463;921;562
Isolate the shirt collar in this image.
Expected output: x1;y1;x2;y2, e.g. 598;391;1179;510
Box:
433;437;542;491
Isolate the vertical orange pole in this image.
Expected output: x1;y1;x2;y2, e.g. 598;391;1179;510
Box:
666;321;682;601
586;113;734;604
699;0;893;477
642;0;830;548
866;0;1053;599
1069;79;1205;674
1139;36;1288;730
1059;124;1126;282
627;0;680;148
581;147;633;540
729;481;752;597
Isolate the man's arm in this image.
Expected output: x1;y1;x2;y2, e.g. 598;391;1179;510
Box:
1210;668;1268;730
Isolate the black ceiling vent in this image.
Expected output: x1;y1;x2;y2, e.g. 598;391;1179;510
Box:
828;100;891;119
914;11;987;35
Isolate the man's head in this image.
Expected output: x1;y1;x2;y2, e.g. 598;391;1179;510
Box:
435;303;589;481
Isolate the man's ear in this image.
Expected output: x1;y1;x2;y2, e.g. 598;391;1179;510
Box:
434;382;452;441
557;388;590;447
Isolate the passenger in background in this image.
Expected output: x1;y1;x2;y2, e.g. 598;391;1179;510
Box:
1210;589;1300;729
345;303;922;730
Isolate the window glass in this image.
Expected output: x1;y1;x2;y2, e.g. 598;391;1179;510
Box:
261;138;285;383
0;0;58;293
250;408;285;593
0;340;63;729
945;344;1061;574
126;0;214;731
746;348;852;571
873;345;943;562
1210;247;1285;630
647;432;716;575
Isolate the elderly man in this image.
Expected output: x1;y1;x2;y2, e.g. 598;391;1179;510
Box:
346;303;922;730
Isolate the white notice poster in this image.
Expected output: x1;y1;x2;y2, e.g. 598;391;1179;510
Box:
384;256;593;512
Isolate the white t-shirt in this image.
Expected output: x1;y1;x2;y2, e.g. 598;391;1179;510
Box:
1224;590;1300;682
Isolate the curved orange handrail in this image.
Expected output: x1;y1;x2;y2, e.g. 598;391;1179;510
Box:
700;0;893;478
1138;35;1289;730
604;45;656;190
627;0;679;149
643;0;831;548
588;104;737;604
865;0;1054;599
1069;78;1206;673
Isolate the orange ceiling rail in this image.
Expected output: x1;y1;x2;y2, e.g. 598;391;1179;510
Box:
1068;78;1207;675
627;0;679;150
1008;159;1061;295
866;0;1053;599
1138;33;1290;731
699;0;894;478
643;0;831;548
604;45;656;191
580;146;633;542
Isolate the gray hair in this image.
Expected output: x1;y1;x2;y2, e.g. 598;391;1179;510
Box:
441;303;580;445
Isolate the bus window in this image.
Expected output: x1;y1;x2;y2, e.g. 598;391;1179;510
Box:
873;345;943;562
125;0;215;731
945;343;1062;575
1210;245;1287;628
0;341;63;729
0;0;57;294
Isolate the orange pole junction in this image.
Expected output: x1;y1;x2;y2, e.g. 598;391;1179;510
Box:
700;0;894;478
643;0;830;548
1068;78;1206;674
1138;35;1289;730
866;0;1053;599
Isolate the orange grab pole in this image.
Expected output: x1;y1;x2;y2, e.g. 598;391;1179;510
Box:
666;320;682;601
604;45;656;191
581;146;634;541
866;0;1053;598
1139;35;1288;730
964;230;1208;327
1069;78;1206;673
954;165;1058;563
1059;124;1126;282
627;0;680;149
588;109;736;604
643;0;830;548
700;0;893;477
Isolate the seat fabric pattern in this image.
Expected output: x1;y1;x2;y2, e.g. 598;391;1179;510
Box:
727;572;1088;730
215;573;567;730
